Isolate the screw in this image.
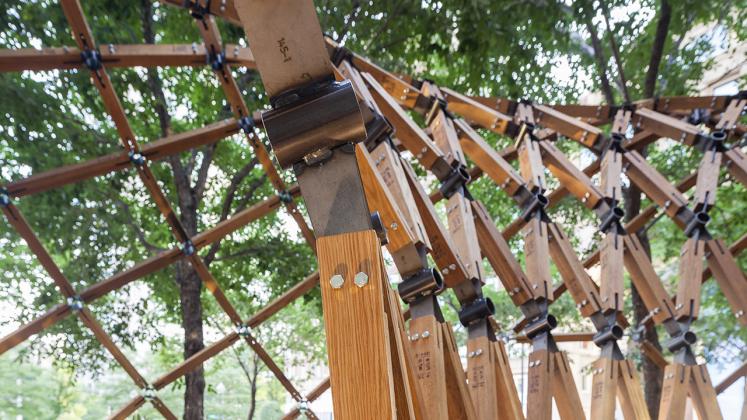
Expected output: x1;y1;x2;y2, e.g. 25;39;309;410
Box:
421;330;430;338
354;272;369;288
411;333;420;341
390;222;398;230
330;274;344;289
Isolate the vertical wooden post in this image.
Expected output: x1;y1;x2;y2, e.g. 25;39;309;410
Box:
318;231;397;419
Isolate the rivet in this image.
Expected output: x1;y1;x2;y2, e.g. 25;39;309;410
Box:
330;274;344;289
422;330;430;338
411;333;420;341
390;222;398;230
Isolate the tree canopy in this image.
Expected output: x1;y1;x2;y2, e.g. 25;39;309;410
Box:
0;0;745;417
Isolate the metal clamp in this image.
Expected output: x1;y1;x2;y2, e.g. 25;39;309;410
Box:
398;267;443;303
142;385;157;401
519;190;549;221
80;49;102;71
524;313;558;340
66;295;84;312
458;297;495;327
128;150;146;166
599;206;625;234
207;50;226;71
262;79;366;169
235;323;252;337
0;188;10;207
238;115;255;134
684;211;710;238
278;190;293;204
438;163;471;199
184;0;211;20
182;240;196;256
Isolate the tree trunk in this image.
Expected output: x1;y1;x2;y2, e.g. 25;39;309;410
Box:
177;261;205;419
644;0;672;98
247;354;260;420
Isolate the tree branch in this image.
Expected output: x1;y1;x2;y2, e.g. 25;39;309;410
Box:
193;143;217;205
112;195;167;254
599;1;631;103
581;4;615;105
336;1;361;43
644;0;672;98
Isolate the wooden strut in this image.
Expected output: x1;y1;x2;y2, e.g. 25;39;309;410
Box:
0;2;745;419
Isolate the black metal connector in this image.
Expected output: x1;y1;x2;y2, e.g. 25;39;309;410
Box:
459;297;495;327
331;45;353;66
182;240;196;256
370;212;388;245
128;150;145;166
684;211;710;238
398;267;443;303
0;188;10;207
599;206;625;234
519;190;548;222
184;0;211;20
66;295;84;312
238;115;255;134
438;163;470;199
207;51;226;71
278;190;293;204
80;49;102;71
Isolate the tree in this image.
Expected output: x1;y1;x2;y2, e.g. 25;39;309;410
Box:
1;0;745;417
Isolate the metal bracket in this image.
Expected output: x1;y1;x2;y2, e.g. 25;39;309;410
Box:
238;115;255;134
278;190;293;204
80;49;102;71
519;189;549;222
599;206;626;234
182;240;196;256
683;211;710;239
262;79;366;169
438;163;471;199
128;150;146;166
398;267;443;303
207;50;226;72
458;297;495;327
235;323;252;337
66;295;84;312
142;384;158;401
184;0;211;20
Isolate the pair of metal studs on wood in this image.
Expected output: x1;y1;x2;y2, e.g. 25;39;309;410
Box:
128;150;146;166
329;272;369;289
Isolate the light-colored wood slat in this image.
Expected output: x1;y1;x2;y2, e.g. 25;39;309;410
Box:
633;107;702;146
552;351;587;420
540;140;603;210
362;72;447;170
0;303;71;355
456;119;526;197
725;148;747;187
623;150;689;227
410;315;449;420
533;104;602;147
694;150;722;209
371;141;430;249
356;144;422;273
0;43;254;72
617;359;652;420
659;364;689;420
590;357;618;420
704;239;747;326
440;87;513;135
547;223;602;316
600;231;625;313
318;230;396;419
714;360;747;394
623;235;676;325
235;0;331;96
676;237;706;320
522;217;553;301
441;323;478;420
471;200;534;306
526;349;553;420
518;135;546;191
688;364;724;420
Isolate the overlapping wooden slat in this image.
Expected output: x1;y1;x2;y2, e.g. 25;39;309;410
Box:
7;119;239;197
0;44;254;72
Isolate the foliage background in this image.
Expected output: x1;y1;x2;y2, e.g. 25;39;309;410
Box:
0;0;745;417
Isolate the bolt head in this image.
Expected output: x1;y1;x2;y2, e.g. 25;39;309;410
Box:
330;274;344;289
354;272;369;288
